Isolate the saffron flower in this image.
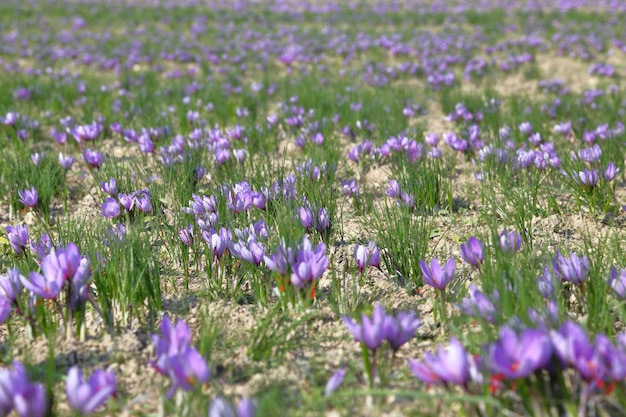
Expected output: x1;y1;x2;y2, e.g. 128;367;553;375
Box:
150;315;210;397
383;310;421;352
290;237;328;289
460;237;485;268
324;367;347;396
178;225;194;247
66;367;116;415
552;251;589;285
409;338;470;386
456;285;499;323
229;238;265;266
343;303;387;351
83;149;105;168
100;178;118;196
18;186;38;207
0;362;47;417
499;230;522;253
6;224;29;255
488;327;552;379
264;240;296;276
209;397;256;417
134;191;151;213
59;153;76;170
0;267;23;303
419;258;455;290
101;198;121;218
354;241;381;274
608;266;626;299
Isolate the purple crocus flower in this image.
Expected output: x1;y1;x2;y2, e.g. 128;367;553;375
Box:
66;367;116;414
0;362;47;417
6;224;29;255
550;321;611;387
456;285;499;323
229;239;265;266
101;198;121;219
151;315;192;375
519;122;533;135
341;179;359;197
324;367;347;396
178;225;194;247
264;240;296;276
536;267;556;299
578;169;599;188
409;338;470;386
83;149;105;168
552;251;589;285
299;207;313;229
290;237;328;289
499;230;522;253
0;267;23;303
489;327;552;379
31;152;44;166
138;133;154;153
354;241;380;274
100;178;118;196
608;266;626;299
384;310;421;351
316;207;330;232
150;315;210;397
30;233;52;260
0;296;11;325
386;180;402;199
18;186;38;208
209;397;256;417
20;245;78;299
419;258;455;290
59;153;76;170
343;303;387;351
604;162;619;181
165;348;211;395
134;192;151;213
204;228;230;259
460;237;485;268
233;149;247;162
118;193;134;211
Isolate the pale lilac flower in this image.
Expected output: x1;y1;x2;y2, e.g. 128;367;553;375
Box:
499;230;522;253
409;338;470;386
101;198;121;218
18;186;38;208
489;328;552;379
66;367;116;414
608;266;626;299
343;303;387;351
460;237;485;268
59;153;75;170
354;241;380;274
100;178;118;196
324;367;347;396
552;251;589;285
290;237;327;288
456;285;499;323
6;225;29;255
83;149;105;168
419;258;455;290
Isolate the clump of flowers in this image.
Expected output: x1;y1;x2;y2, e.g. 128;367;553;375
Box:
264;235;328;304
150;315;210;397
0;361;47;417
66;366;117;415
344;303;420;388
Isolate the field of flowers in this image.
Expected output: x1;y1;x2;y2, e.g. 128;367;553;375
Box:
2;0;626;415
